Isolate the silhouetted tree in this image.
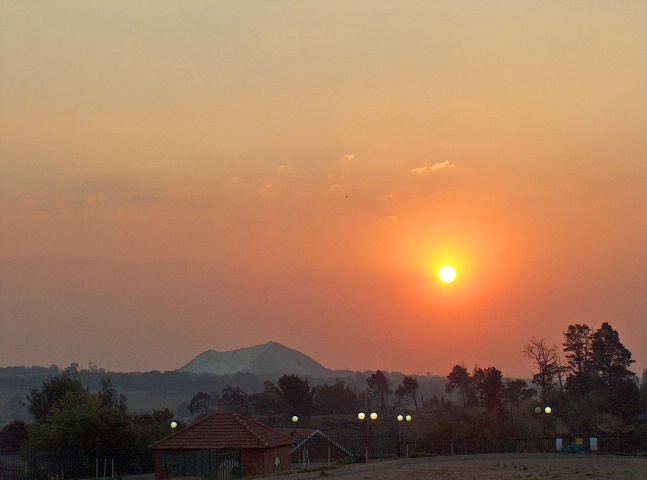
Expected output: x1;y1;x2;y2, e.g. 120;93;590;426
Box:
473;367;504;412
133;408;183;446
590;322;638;422
26;370;86;424
278;374;313;416
502;379;536;408
188;391;216;417
446;364;472;407
395;376;419;410
219;385;252;416
591;322;635;385
366;370;391;410
563;324;594;395
249;381;285;415
313;381;360;415
608;376;640;423
28;392;133;452
0;420;28;453
640;369;647;415
98;377;127;411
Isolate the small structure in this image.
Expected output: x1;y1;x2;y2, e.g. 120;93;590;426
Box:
277;428;354;464
150;412;294;479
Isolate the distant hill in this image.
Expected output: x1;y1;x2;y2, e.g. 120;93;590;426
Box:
178;341;333;378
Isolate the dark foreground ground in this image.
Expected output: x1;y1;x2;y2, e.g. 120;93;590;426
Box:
273;453;647;480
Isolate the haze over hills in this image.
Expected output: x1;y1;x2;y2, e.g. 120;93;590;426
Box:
178;341;334;378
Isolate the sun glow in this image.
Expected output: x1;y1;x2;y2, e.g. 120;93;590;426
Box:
438;265;457;283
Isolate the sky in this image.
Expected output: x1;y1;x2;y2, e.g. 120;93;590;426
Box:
1;1;645;379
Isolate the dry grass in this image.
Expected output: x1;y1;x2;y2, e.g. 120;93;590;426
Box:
320;454;647;480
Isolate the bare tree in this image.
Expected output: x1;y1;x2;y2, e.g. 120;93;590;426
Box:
523;337;559;405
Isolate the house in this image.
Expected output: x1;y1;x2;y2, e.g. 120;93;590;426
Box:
276;428;354;464
150;412;295;479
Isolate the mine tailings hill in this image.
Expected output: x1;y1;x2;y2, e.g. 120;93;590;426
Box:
178;341;333;378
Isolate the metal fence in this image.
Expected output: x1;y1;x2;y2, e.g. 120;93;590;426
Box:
3;433;647;480
0;447;154;480
292;431;647;462
159;448;241;480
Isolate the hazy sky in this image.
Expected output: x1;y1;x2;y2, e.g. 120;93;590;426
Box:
1;1;645;378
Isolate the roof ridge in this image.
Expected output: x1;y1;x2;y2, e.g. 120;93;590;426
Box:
150;411;294;450
291;429;354;457
234;413;270;448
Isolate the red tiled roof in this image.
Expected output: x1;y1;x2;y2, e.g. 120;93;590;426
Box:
150;412;295;450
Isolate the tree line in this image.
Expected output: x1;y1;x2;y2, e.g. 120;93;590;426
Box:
523;321;640;431
184;371;420;420
1;321;644;455
0;373;180;454
0;369;420;453
441;321;642;435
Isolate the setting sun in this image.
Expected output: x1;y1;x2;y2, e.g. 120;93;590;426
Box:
438;266;457;283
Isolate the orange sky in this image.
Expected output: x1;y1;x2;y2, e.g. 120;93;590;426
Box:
1;1;645;378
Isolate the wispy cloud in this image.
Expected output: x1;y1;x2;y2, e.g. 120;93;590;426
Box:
411;161;455;174
378;215;399;225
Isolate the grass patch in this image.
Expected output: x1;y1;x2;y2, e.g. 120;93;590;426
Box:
409;451;435;458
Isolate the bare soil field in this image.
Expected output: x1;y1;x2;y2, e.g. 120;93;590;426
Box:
315;454;647;480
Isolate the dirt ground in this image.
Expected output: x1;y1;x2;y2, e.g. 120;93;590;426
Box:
319;454;647;479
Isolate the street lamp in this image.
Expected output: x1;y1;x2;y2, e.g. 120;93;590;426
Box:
358;412;378;462
397;414;412;457
170;421;177;433
292;415;309;468
534;406;552;439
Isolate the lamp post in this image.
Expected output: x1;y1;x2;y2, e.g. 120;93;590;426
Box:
534;406;552;443
358;412;378;462
397;414;412;457
292;415;309;468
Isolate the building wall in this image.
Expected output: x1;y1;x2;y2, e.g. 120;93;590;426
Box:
240;450;264;478
263;446;291;474
154;451;164;480
240;446;291;478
